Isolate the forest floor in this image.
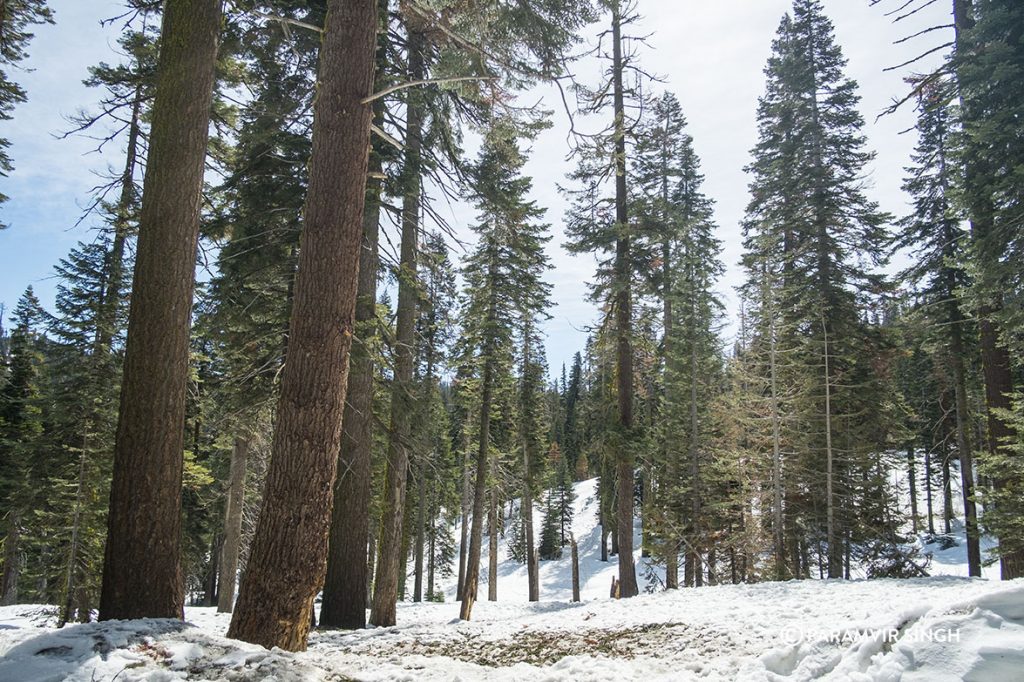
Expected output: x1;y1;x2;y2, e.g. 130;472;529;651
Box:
1;478;1022;681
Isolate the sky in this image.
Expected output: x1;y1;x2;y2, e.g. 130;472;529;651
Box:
0;0;950;373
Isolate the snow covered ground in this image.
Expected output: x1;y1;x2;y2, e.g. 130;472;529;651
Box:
2;478;1022;681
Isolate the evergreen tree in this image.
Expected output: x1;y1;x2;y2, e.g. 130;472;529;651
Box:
458;121;552;620
0;0;52;222
893;84;980;575
0;287;47;604
741;0;895;580
955;0;1024;580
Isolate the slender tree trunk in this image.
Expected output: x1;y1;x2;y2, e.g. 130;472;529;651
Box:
942;443;953;534
369;23;425;628
907;446;919;535
457;444;470;600
769;293;786;580
59;436;90;626
217;435;248;613
99;0;222;621
413;465;426;602
689;290;702;588
460;247;504;620
523;339;539;602
459;354;494;620
949;325;981;576
823;321;840;579
488;483;498;601
610;1;638;599
227;0;377;651
925;445;935;535
320;88;385;629
571;537;580;602
427;476;436;600
1;513;20;605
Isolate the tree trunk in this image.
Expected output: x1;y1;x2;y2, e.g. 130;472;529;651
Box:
99;0;221;621
369;23;425;628
413;465;426;602
488;484;498;601
457;444;470;600
950;328;981;576
217;435;248;613
524;474;538;602
226;0;377;651
427;476;437;600
925;445;935;535
907;446;919;535
952;0;1019;580
942;444;953;535
823;321;840;579
610;0;638;600
1;513;20;606
571;538;580;602
459;355;493;620
769;292;786;579
320;87;385;628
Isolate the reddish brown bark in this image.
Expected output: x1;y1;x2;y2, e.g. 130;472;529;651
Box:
98;0;222;621
227;0;377;651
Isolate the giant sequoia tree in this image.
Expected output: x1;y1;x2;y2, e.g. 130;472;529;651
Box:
100;0;222;621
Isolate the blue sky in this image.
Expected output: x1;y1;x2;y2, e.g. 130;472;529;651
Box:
0;0;947;372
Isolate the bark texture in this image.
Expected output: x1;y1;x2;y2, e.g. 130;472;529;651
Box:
369;23;425;628
320;96;384;630
227;0;377;651
611;1;638;599
99;0;221;621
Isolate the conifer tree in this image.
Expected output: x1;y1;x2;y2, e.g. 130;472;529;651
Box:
458;122;551;620
634;91;724;588
893;85;980;575
563;0;651;599
228;0;378;651
0;0;51;222
0;287;47;605
741;0;893;580
955;0;1024;580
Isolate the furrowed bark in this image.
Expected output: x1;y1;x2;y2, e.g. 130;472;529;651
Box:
227;0;377;651
99;0;222;621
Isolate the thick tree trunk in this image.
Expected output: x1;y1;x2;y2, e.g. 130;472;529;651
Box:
610;1;638;599
99;0;221;621
226;0;377;652
217;435;248;613
369;23;425;628
320;104;383;627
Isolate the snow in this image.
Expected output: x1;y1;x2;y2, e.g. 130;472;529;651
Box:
2;477;1022;681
